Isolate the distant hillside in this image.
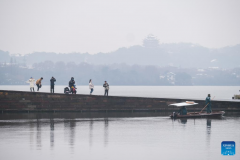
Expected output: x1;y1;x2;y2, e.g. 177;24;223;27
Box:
1;43;240;68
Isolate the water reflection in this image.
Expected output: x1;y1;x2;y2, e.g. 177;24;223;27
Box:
104;117;109;147
29;120;34;150
206;119;212;157
69;120;76;147
64;119;76;147
89;119;93;147
50;117;54;148
178;118;187;124
0;112;239;160
36;117;41;149
207;119;211;135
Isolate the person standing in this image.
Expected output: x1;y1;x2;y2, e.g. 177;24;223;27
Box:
36;77;43;91
50;77;56;93
205;94;212;113
27;77;35;92
69;77;75;93
178;106;187;115
69;77;75;88
89;79;94;95
103;81;109;96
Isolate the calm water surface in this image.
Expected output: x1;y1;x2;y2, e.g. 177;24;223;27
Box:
0;112;239;160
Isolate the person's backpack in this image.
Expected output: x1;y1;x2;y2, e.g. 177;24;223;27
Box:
64;87;70;94
106;83;109;90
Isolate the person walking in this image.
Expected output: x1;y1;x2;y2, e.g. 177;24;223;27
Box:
205;94;212;113
103;81;109;96
36;77;43;91
89;79;94;95
50;77;56;93
27;77;35;92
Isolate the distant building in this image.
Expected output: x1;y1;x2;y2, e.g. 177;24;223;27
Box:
143;34;159;48
197;69;205;72
167;72;176;85
208;67;219;69
159;72;176;85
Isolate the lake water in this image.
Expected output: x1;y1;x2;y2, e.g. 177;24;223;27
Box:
0;112;239;160
0;85;240;100
0;86;240;159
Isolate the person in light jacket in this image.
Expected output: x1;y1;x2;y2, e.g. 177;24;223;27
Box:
27;77;35;92
89;79;94;95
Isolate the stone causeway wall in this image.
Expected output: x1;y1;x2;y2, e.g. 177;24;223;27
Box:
0;90;239;113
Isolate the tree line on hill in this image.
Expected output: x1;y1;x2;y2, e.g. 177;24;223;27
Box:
0;43;240;69
0;61;239;86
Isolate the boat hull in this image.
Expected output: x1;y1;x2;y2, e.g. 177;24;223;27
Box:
170;111;225;119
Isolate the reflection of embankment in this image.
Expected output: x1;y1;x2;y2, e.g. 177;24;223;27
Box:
0;111;240;124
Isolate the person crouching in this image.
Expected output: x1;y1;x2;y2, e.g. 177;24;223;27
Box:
36;77;43;91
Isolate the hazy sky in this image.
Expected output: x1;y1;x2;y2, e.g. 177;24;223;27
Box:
0;0;240;54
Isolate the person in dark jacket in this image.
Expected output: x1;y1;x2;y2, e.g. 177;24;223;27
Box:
64;87;70;94
103;81;109;96
205;94;212;113
50;77;56;93
178;106;187;115
69;77;75;93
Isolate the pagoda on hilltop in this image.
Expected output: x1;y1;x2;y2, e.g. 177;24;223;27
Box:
143;34;159;48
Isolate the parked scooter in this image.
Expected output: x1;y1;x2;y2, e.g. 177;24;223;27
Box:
64;87;70;94
64;86;77;94
70;86;77;94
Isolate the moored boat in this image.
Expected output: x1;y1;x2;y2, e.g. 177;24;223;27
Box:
169;101;225;119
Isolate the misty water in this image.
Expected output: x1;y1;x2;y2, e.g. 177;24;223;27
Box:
1;85;240;159
0;112;239;160
0;85;240;100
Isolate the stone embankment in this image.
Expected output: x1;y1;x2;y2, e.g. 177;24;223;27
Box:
0;90;239;113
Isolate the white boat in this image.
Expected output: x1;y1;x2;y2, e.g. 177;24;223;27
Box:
169;101;225;118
